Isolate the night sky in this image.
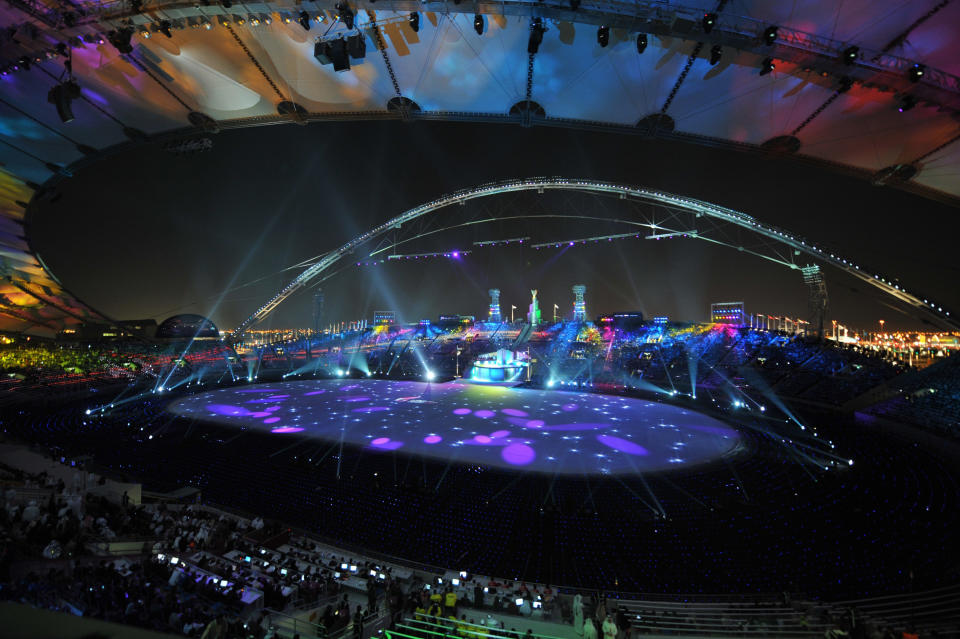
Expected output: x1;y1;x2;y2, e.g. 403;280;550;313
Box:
29;120;959;332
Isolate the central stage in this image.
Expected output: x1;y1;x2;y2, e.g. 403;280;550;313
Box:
168;380;741;474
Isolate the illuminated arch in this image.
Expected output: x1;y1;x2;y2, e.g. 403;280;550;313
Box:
231;178;956;337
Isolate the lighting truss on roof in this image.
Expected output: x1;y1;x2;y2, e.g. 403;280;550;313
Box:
531;231;649;249
473;237;529;247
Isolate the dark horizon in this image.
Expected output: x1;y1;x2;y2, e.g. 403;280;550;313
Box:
29;120;959;334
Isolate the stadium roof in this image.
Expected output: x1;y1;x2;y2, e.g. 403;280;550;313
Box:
1;0;958;335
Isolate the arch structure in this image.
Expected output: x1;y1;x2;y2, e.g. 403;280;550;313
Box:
231;178;958;338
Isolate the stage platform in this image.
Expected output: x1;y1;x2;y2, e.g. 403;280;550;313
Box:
168;380;741;475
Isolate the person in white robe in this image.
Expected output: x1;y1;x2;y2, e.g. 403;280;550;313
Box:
602;614;617;639
573;593;584;635
583;618;598;639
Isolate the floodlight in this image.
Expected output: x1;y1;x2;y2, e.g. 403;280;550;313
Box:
636;33;647;54
763;25;777;45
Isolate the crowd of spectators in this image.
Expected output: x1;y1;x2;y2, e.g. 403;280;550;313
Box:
0;338;241;399
866;352;960;436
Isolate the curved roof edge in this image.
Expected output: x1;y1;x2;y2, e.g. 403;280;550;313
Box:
0;167;112;336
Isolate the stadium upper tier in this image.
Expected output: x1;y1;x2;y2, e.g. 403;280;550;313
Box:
1;0;959;336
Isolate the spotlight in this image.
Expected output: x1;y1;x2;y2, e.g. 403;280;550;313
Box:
636;33;647;54
109;28;134;54
527;17;545;54
474;14;483;35
897;94;917;112
282;14;292;24
908;63;924;83
837;75;854;92
597;25;609;47
702;12;717;33
763;25;778;45
140;28;150;38
759;57;775;75
18;56;31;70
202;18;212;30
409;11;419;33
298;10;310;30
709;44;722;65
336;2;354;29
425;370;436;381
160;20;172;38
841;45;858;65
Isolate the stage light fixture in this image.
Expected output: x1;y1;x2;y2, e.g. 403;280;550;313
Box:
47;79;81;123
221;0;232;7
201;17;212;30
160;20;172;37
837;76;853;93
140;28;150;39
108;27;134;53
636;33;647;54
570;0;580;9
841;45;858;64
763;25;778;45
597;25;609;47
409;12;419;32
336;2;354;29
474;14;483;35
528;17;545;54
709;44;722;65
759;57;775;75
908;63;924;82
897;95;917;112
298;10;310;30
702;12;717;33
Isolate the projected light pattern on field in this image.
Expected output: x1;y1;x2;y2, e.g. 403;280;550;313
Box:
167;380;740;474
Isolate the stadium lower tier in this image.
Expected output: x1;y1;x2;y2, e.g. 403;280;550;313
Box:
3;380;958;599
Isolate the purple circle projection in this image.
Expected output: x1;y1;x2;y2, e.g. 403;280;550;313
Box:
169;380;741;474
597;434;649;456
502;443;536;466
